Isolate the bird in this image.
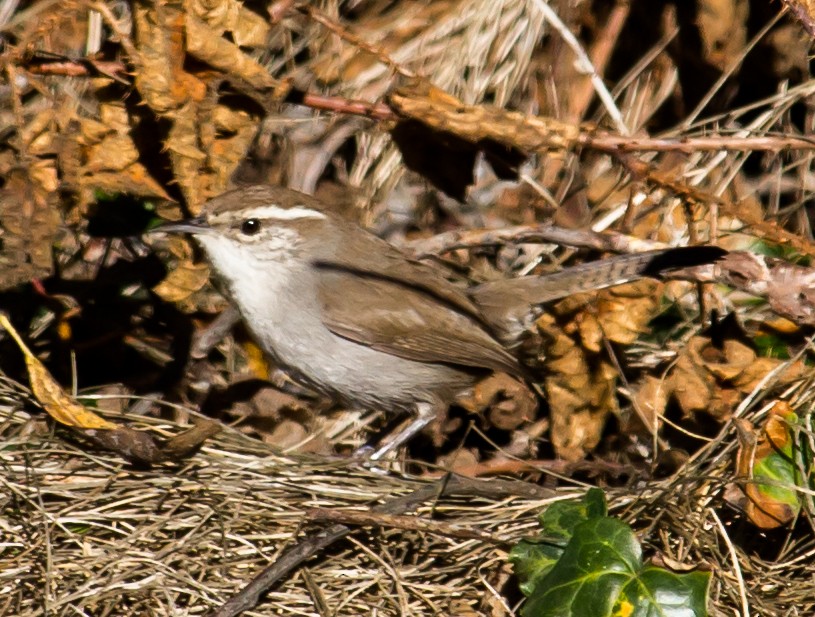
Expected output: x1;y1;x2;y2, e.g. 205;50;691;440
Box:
153;184;725;459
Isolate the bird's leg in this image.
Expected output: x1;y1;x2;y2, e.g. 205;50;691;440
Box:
367;402;440;461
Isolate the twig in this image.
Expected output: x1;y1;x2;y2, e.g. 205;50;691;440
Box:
269;0;297;23
91;2;141;68
405;223;665;257
207;475;552;617
15;55;815;156
781;0;815;37
569;0;630;124
710;508;750;617
299;91;393;120
531;0;628;134
299;4;415;78
583;133;815;152
305;507;509;546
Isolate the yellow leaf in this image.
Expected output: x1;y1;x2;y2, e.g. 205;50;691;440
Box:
0;314;117;430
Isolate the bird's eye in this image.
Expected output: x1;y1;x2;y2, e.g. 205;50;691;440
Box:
240;218;261;236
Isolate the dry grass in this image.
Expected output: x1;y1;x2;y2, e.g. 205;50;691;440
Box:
3;369;815;616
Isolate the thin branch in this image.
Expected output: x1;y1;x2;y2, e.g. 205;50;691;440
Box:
405;223;666;257
305;507;509;546
531;0;628;134
583;133;815;152
207;475;552;617
299;4;415;78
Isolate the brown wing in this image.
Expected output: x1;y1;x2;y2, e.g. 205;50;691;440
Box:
316;268;522;377
311;215;486;324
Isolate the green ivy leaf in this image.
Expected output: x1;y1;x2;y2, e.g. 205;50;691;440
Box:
508;539;564;597
539;487;608;539
511;490;710;617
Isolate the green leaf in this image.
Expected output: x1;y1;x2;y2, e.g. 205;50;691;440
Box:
512;490;609;596
540;488;608;539
511;491;710;617
509;539;564;596
616;568;711;617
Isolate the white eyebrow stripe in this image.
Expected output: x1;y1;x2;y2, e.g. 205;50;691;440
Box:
231;205;326;221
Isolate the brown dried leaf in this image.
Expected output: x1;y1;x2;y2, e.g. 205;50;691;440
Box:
731;402;802;529
62;109;171;206
152;259;211;306
537;313;617;461
0;167;60;290
461;373;537;432
388;86;580;153
208;106;258;188
187;0;270;48
668;337;805;421
388;84;561;199
264;419;309;450
631;375;669;433
84;132;140;172
167;101;211;208
437;448;480;474
134;3;204;113
564;280;661;353
1;314;220;464
161;421;222;459
185;12;278;90
0;314;117;430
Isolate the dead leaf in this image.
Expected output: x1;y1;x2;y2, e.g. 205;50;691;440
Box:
0;314;117;430
569;280;661;352
668;337;805;421
537;312;618;461
696;0;748;71
0;313;220;463
0;167;61;290
458;373;537;432
631;375;669;433
187;0;270;48
730;401;807;529
152;259;211;309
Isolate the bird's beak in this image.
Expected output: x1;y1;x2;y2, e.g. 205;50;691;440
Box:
147;216;211;235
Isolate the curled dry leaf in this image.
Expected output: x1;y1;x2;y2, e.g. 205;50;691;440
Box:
186;0;270;48
152;259;211;310
128;2;276;210
184;12;278;91
0;166;60;290
459;372;537;432
635;334;807;430
730;401;808;529
537;312;617;462
388;86;580;155
716;251;815;325
631;375;669;433
59;101;171;213
0;314;117;431
669;337;805;421
534;281;666;460
0;314;220;464
570;280;661;352
695;0;749;71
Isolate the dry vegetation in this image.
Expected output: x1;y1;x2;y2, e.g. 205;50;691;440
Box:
2;0;815;615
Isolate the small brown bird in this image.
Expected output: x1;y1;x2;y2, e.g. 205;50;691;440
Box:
155;185;725;458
